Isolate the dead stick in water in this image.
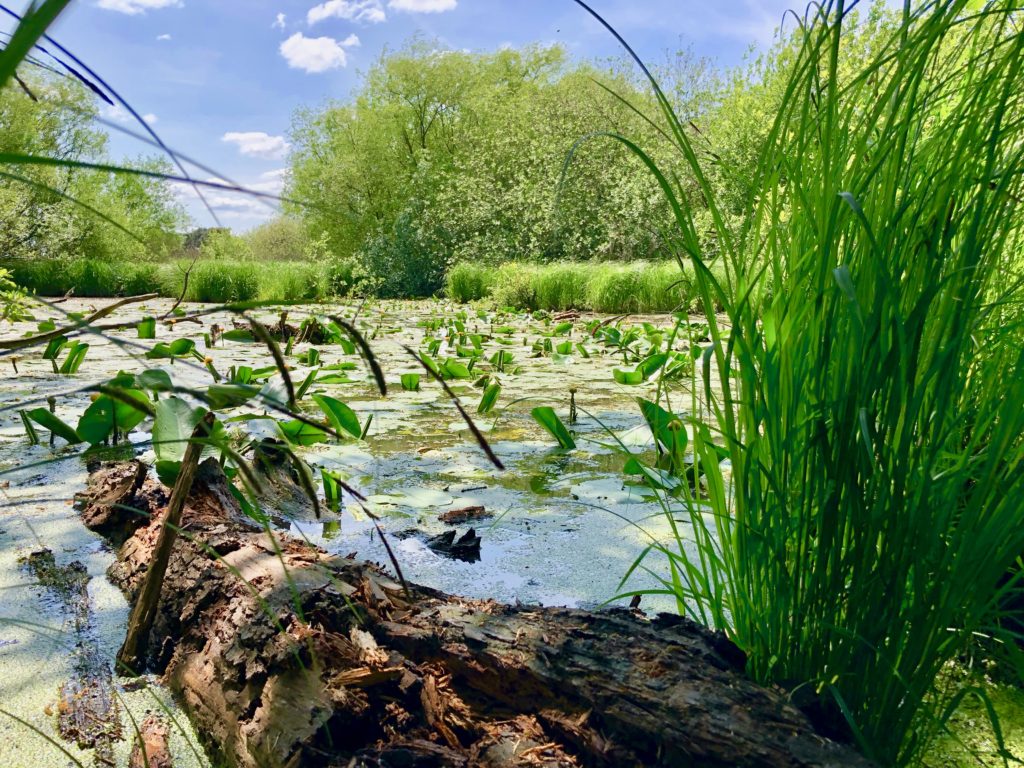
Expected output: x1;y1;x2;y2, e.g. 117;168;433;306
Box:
117;412;214;674
0;293;160;352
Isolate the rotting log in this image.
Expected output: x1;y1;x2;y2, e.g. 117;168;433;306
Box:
129;714;173;768
78;460;876;768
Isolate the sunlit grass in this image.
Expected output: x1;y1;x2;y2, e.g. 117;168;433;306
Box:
583;0;1024;763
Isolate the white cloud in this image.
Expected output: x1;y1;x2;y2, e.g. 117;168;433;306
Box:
250;168;291;194
221;131;291;159
173;176;280;223
101;104;157;126
272;12;286;30
307;0;386;25
279;32;357;73
96;0;181;15
388;0;455;12
156;33;172;41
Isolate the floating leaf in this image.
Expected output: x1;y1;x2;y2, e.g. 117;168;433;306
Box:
137;316;156;339
400;373;421;391
613;368;644;385
278;419;328;446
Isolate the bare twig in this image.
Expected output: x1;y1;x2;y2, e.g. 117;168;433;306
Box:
0;293;158;352
117;413;213;674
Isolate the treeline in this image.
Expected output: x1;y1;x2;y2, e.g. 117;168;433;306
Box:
0;75;184;264
286;42;718;297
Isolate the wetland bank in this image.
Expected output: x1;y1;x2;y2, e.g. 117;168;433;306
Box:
0;296;717;767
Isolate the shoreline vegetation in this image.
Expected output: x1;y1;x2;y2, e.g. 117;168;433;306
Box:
3;257;728;314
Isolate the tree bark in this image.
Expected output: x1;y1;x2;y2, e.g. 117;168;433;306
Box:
79;460;875;768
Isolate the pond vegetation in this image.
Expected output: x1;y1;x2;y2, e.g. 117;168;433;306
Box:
1;0;1024;766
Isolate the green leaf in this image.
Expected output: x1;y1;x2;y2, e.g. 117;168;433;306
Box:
613;368;644;385
206;384;256;410
401;373;421;391
531;406;575;449
42;336;66;360
59;341;88;374
477;382;501;415
137;316;156;339
441;359;472;380
278;419;328;447
312;394;362;439
24;408;82;445
134;368;174;392
221;329;255;342
636;353;669;380
153;396;205;464
76;391;151;446
0;0;74;92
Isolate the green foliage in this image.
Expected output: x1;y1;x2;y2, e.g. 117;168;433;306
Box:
602;2;1024;764
288;41;705;294
530;406;575;449
446;262;495;303
199;229;253;262
448;260;720;313
0;73;185;264
245;216;308;261
182;261;265;303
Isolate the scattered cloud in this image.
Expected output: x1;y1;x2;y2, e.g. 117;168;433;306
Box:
222;131;291;159
250;168;291;194
96;0;181;15
156;33;172;41
272;12;286;30
387;0;456;12
279;32;357;73
307;0;386;25
101;104;157;126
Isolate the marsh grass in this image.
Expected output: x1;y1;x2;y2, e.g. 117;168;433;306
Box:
447;259;720;313
582;0;1024;763
4;259;331;303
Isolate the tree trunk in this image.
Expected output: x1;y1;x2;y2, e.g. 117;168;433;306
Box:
79;460;874;768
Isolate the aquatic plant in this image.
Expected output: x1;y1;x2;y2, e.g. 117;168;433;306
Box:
581;0;1024;762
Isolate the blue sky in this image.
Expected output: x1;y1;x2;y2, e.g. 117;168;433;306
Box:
10;0;799;230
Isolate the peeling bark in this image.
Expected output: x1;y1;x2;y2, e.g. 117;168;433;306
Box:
79;460;875;768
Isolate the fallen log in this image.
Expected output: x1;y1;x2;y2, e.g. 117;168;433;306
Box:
129;714;173;768
78;460;874;768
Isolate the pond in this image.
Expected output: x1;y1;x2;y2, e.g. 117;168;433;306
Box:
0;296;715;767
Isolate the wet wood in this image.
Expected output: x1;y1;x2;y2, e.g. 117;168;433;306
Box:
129;714;173;768
117;414;213;674
438;505;491;525
80;460;875;768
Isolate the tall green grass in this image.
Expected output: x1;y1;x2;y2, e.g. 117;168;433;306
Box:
3;259;332;303
447;260;720;313
590;0;1024;764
